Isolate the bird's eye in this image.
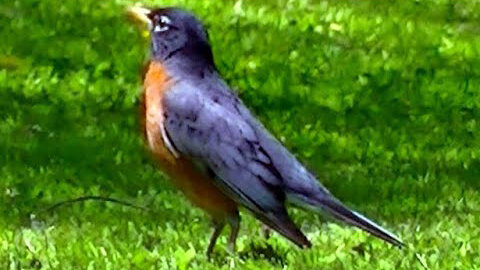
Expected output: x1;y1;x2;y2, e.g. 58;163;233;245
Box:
154;15;171;32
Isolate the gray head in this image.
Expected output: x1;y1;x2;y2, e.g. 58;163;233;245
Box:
129;7;214;69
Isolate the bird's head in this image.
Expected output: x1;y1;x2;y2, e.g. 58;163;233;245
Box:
128;6;214;68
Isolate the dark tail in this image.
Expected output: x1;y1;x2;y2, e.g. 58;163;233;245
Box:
319;198;404;247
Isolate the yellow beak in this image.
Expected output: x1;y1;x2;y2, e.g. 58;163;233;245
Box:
128;6;153;30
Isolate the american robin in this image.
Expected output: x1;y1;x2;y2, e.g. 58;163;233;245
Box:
128;6;404;256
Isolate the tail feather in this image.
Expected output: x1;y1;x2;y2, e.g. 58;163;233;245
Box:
256;211;312;249
320;198;404;247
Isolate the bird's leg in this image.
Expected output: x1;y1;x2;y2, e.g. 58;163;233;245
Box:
227;214;240;254
206;221;225;258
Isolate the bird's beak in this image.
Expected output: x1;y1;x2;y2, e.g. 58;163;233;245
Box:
128;6;153;30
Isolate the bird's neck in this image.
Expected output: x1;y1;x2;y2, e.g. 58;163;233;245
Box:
153;39;216;80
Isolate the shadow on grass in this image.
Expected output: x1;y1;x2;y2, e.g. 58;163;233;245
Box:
239;243;286;265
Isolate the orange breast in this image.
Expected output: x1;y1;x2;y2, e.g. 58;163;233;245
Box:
142;61;237;218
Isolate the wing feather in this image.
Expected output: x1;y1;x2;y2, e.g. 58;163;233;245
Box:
162;82;311;247
161;80;403;248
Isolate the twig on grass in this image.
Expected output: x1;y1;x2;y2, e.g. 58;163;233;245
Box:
34;195;151;217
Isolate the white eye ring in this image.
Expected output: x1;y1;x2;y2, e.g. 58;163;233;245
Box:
154;15;171;32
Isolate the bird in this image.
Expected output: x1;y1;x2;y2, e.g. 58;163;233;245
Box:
128;6;404;257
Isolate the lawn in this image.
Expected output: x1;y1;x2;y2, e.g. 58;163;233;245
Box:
1;0;480;269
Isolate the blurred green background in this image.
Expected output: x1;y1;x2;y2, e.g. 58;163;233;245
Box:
1;0;479;269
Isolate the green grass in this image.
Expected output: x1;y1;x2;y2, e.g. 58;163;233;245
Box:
1;0;480;269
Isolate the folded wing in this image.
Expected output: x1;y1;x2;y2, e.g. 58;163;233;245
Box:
162;82;311;247
163;80;403;248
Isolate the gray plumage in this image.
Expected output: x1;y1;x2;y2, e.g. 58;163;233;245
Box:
145;7;404;248
162;69;403;247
